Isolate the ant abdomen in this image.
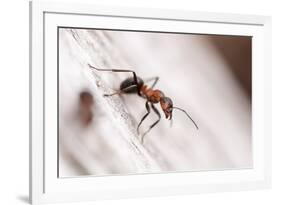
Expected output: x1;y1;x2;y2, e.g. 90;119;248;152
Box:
120;77;144;94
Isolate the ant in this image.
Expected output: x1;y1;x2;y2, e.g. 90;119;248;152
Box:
88;64;198;143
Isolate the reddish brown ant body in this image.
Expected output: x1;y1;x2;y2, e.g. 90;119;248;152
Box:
88;64;198;143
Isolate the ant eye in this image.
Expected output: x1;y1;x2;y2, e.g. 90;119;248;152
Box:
162;97;173;105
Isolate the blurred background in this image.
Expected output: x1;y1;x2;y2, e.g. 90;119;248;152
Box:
59;28;252;177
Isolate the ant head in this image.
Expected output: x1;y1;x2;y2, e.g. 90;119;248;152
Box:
161;97;199;130
160;97;173;120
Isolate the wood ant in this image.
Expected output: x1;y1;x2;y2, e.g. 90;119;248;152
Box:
88;64;198;143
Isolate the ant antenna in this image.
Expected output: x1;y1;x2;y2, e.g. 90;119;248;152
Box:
172;107;199;130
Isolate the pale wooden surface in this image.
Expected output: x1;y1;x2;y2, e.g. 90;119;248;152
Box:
59;28;252;177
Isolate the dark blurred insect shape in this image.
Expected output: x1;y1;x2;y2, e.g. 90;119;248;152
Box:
88;64;198;144
78;91;94;126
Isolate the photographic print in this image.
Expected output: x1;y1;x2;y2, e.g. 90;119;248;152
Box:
58;27;252;177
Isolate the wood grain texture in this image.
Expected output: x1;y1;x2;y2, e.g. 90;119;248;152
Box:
59;28;252;177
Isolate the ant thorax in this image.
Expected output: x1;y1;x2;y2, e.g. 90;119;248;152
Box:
141;85;164;103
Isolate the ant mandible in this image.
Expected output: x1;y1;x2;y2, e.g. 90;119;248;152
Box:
88;64;198;143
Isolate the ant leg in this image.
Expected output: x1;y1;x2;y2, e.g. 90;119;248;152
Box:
141;103;161;144
170;118;173;127
137;101;151;135
88;64;140;95
144;76;159;89
104;84;138;97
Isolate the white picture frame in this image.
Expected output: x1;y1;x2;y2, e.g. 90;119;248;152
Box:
29;1;272;204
